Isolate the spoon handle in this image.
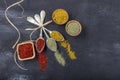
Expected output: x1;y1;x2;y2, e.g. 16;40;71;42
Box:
42;27;49;39
40;28;43;38
43;27;51;33
43;20;52;26
40;10;46;24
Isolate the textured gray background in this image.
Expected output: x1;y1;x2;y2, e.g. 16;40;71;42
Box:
0;0;120;80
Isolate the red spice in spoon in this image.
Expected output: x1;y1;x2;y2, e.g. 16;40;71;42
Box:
36;38;45;53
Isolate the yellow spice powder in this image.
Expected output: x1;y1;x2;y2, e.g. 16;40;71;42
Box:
60;40;77;60
50;30;77;60
50;31;64;41
52;9;69;25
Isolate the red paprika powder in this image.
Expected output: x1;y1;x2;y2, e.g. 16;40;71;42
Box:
38;50;48;72
17;41;35;61
36;38;45;53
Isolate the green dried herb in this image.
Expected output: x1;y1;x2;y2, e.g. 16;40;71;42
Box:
46;38;57;52
54;51;65;66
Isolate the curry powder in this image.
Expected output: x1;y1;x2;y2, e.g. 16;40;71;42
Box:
60;40;77;60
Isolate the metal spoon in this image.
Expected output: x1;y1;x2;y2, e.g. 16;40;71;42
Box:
34;14;41;24
40;10;46;25
42;28;57;52
36;28;45;53
43;27;65;41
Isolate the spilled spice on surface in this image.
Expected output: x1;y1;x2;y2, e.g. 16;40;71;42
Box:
38;50;48;72
60;40;77;60
54;51;66;66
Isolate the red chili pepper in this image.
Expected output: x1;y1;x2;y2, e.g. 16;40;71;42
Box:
38;50;48;72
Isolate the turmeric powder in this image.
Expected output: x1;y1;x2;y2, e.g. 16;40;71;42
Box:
52;9;69;25
60;40;77;60
50;31;64;41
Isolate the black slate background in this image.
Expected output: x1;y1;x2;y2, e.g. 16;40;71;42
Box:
0;0;120;80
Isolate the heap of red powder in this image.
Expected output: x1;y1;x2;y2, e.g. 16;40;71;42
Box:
17;42;35;60
36;38;45;52
38;50;48;72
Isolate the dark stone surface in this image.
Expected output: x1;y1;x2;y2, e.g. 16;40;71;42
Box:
0;0;120;80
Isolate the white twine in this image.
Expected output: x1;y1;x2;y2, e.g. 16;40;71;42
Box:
5;0;28;71
5;0;24;49
14;50;28;70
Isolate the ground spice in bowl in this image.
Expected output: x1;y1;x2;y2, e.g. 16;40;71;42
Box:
65;20;82;36
52;9;69;25
17;41;35;61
